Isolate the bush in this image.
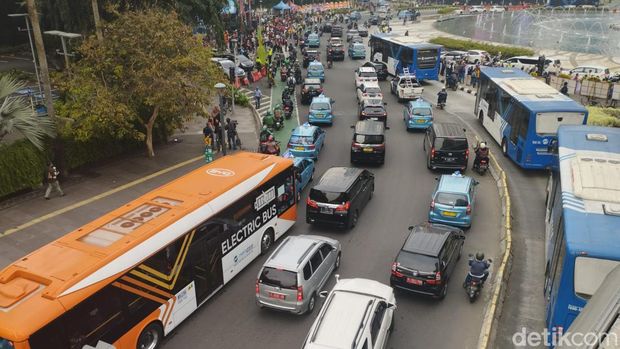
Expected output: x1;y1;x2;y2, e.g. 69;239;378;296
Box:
429;37;535;59
0;140;47;198
587;107;620;127
437;7;457;15
558;73;571;79
61;136;143;170
234;88;250;107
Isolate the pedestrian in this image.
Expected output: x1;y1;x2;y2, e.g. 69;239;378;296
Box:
225;118;237;150
44;162;64;200
254;87;263;109
472;64;481;88
560;82;569;96
574;74;582;95
203;122;214;149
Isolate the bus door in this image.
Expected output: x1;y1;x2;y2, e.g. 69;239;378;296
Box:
190;222;226;304
507;103;530;164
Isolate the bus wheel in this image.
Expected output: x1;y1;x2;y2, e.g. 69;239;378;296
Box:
137;322;163;349
501;138;508;157
478;111;484;124
260;229;274;255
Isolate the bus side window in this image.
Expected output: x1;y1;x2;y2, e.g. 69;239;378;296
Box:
401;47;413;65
486;84;498;122
382;42;391;63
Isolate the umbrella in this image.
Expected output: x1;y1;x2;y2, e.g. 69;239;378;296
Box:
272;1;291;10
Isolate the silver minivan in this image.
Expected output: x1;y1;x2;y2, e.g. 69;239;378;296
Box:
256;235;342;314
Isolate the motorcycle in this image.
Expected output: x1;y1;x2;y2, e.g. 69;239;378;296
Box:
447;75;458;91
464;255;492;303
294;69;302;84
259;140;281;156
273;108;284;130
437;100;446;110
280;66;289;82
283;99;294;120
473;157;489;175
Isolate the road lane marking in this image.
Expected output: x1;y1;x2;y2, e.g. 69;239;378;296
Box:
1;155;203;237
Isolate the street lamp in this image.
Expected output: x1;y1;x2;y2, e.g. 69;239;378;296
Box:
230;38;238;114
8;13;41;95
43;30;81;68
215;82;228;156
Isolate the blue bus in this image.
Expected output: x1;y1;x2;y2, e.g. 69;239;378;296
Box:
544;125;620;346
474;68;588;169
369;33;442;80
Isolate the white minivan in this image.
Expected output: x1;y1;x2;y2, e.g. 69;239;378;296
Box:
302;277;396;349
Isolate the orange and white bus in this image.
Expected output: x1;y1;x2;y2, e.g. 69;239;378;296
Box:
0;152;297;349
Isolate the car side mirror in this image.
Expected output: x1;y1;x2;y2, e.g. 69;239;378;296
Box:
350;125;355;129
408;225;414;231
319;290;329;298
385;126;390;130
387;303;397;310
463;128;467;133
334;274;340;282
442;261;447;269
434;177;439;181
384;102;388;106
474;180;480;186
331;99;335;103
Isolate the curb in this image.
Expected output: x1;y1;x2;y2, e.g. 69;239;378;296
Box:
476;137;513;349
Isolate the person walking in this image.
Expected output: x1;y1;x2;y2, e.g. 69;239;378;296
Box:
254;87;263;109
225;118;237;150
560;82;569;96
44;162;64;200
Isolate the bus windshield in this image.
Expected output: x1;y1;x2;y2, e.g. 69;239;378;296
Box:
535;112;585;135
574;257;620;300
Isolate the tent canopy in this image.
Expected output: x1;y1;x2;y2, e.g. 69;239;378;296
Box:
272;1;291;10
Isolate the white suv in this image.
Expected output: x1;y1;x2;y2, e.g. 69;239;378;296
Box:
302;277;396;349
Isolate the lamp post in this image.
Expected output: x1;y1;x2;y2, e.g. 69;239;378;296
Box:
230;38;238;114
43;30;82;68
8;13;42;95
215;82;228;156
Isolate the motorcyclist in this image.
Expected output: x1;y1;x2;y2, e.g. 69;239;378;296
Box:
465;252;491;287
262;111;275;130
294;64;302;83
474;142;490;168
259;125;273;143
281;88;291;101
437;88;448;105
265;135;280;155
327;50;333;68
287;75;296;90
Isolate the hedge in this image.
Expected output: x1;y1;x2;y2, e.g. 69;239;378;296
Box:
587;107;620;128
429;37;535;59
61;137;143;170
437;7;458;15
0;140;48;198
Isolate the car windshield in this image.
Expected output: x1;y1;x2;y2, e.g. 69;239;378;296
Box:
308;65;323;72
311;102;330;111
412;108;431;116
435;137;468;151
363;106;385;115
355;134;384;144
435;192;469;207
290;135;313;145
305;84;321;90
398;250;438;273
365;87;381;94
309;34;318;39
259;267;297;289
359;71;377;78
310;189;348;204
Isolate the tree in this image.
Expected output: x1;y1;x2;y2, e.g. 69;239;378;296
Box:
0;75;56;151
55;8;222;157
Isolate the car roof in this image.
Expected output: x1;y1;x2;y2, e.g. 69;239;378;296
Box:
402;224;456;256
432;122;467;138
292;123;319;136
332;278;393;300
304;78;322;85
437;173;473;194
351;43;365;47
361;81;380;88
408;98;432;108
355;120;384;135
265;235;326;270
306;49;319;54
309;33;319;37
314;167;364;192
361;98;384;107
311;95;331;103
359;66;376;72
309;61;324;67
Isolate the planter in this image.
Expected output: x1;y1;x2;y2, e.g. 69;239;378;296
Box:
580;80;612;99
613;84;620;101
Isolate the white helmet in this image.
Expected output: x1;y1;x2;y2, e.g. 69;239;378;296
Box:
479;142;487;149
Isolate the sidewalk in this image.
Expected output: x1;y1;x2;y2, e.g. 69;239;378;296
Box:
0;106;259;237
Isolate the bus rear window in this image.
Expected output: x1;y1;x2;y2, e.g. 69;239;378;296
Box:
259;267;297;289
574;257;620;299
536;112;585;135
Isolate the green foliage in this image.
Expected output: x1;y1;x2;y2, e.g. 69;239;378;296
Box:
429;37;535;59
61;136;142;169
437;7;458;15
234;88;249;107
55;8;220;157
558;73;571;79
0;140;47;198
587;107;620;127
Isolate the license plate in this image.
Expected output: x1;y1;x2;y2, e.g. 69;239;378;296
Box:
268;292;286;300
363;147;373;152
406;278;423;285
295;146;305;151
416;119;426;123
320;206;334;214
442;211;457;217
315;114;324;118
444;157;456;162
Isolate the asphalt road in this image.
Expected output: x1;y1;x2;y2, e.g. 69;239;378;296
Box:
163;29;502;349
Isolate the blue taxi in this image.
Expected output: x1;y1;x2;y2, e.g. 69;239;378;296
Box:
286;123;326;160
283;151;316;195
428;172;478;228
307;33;320;48
348;43;366;59
308;94;335;125
306;60;325;82
403;98;433;130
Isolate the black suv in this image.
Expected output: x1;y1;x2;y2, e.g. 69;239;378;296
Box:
423;123;469;172
331;25;343;37
301;78;323;105
358;99;388;124
362;61;388;81
390;223;465;299
306;167;374;229
350;120;386;164
303;50;320;68
323;22;333;33
327;43;345;61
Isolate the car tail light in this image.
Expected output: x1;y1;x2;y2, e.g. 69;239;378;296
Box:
431;147;436;159
307;144;316;150
430;200;435;209
352;142;362;152
288;142;293;148
297;286;304;301
391;262;403;277
335;201;350;212
427;271;442;285
255;279;260;294
466;205;472;215
375;144;385;152
465;148;469;159
307;198;319;208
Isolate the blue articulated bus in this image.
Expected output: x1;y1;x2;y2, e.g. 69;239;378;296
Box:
369;33;442;81
544;125;620;346
474;68;588;169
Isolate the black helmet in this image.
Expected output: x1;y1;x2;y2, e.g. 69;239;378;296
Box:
475;252;485;261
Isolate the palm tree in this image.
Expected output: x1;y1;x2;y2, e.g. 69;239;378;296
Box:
0;75;56;151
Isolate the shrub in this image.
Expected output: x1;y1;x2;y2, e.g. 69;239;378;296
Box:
558;73;571;79
429;37;535;59
587;107;620;127
61;136;143;170
0;140;47;198
438;7;457;15
234;88;250;107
